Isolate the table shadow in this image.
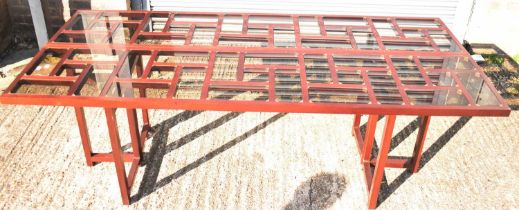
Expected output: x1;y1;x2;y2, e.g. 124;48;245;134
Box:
129;113;471;206
131;111;286;203
362;116;473;207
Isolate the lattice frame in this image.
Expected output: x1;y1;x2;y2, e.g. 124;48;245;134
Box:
0;10;510;116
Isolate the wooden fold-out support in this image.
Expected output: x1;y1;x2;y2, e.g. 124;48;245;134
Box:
352;114;430;208
74;107;152;205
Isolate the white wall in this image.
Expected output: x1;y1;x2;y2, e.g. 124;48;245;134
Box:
465;0;519;56
149;0;473;39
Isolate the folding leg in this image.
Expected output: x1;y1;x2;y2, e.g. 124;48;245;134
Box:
127;108;143;159
354;114;431;208
134;54;151;132
410;116;431;173
352;114;362;136
362;115;379;162
368;115;396;209
139;86;151;147
74;107;93;166
105;108;131;205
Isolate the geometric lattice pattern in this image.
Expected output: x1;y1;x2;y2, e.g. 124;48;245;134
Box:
0;10;510;116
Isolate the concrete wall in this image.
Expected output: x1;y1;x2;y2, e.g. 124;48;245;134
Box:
40;0;64;37
5;0;64;47
6;0;36;45
465;0;519;56
0;0;12;52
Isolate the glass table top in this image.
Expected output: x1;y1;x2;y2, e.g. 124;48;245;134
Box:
1;10;510;115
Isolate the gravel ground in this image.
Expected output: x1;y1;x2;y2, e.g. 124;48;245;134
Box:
0;105;517;210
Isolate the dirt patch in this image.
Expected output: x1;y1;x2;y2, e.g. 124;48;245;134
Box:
472;43;519;107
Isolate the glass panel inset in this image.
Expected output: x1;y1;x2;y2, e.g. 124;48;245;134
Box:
174;67;206;99
79;64;118;96
247;26;268;35
396;19;440;28
169;23;190;33
69;49;122;62
458;72;501;106
245;54;298;66
323;17;367;26
406;89;468;105
139;88;169;98
302;39;351;49
249;16;291;24
66;13;97;30
137;34;185;45
309;87;369;104
326;28;347;37
391;57;426;85
243;68;269;82
373;20;397;37
209;85;269;101
299;17;320;35
191;27;216;46
428;72;455;86
222;15;243;33
353;28;378;49
212;53;239;81
100;12;145;21
429;31;460;52
156;52;210;64
275;70;302;102
333;55;387;68
337;70;363;85
109;23;137;44
403;29;424;38
304;54;331;83
144;14;169;32
148;66;175;80
274;28;295;48
174;14;218;22
383;40;433;51
368;71;403;104
419;56;474;70
107;83;170;99
219;36;268;47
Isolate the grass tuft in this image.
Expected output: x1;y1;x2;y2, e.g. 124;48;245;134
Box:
513;54;519;63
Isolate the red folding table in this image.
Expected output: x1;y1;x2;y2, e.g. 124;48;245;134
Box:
0;10;510;208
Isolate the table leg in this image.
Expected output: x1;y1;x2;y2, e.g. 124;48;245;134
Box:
142;108;150;127
134;54;151;130
410;116;431;173
362;115;379;162
139;88;151;144
104;108;131;205
74;107;93;166
127;108;142;160
368;115;396;209
352;114;361;136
